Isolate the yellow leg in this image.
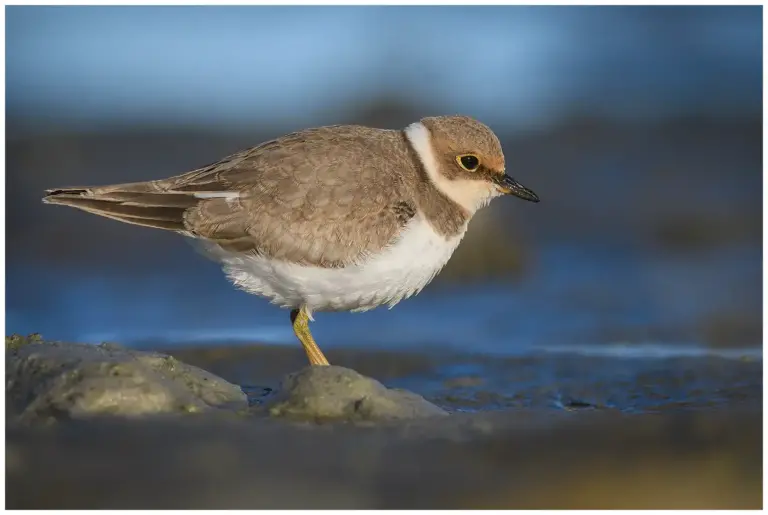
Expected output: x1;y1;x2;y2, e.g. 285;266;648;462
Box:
290;307;330;366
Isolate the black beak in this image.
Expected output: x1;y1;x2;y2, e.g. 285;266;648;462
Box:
496;174;540;203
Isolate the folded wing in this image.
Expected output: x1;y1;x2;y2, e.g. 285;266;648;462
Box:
44;126;414;268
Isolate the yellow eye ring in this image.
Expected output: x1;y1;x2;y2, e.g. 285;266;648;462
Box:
457;154;480;171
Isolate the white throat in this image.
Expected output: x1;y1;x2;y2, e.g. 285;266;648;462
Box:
404;122;500;214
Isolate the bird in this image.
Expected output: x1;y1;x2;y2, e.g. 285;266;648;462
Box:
43;115;539;366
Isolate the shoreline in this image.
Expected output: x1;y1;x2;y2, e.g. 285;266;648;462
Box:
6;337;762;508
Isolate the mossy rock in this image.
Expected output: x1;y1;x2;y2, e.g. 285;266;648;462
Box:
6;333;43;351
6;340;248;424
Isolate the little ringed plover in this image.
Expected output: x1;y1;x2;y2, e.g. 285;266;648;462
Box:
43;115;539;366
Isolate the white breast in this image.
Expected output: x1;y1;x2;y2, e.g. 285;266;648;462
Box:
205;215;467;314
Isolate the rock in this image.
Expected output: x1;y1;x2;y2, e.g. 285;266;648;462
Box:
266;365;448;421
6;338;447;425
6;340;248;424
6;333;43;351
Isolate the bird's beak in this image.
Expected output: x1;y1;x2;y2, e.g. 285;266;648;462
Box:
495;173;540;203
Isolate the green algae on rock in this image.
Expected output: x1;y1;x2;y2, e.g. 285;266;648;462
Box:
6;333;43;351
6;340;248;424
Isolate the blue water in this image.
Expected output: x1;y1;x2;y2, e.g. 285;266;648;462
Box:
6;241;761;359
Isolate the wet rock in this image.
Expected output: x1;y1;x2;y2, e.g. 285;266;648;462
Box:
266;365;448;421
6;340;248;424
6;333;43;351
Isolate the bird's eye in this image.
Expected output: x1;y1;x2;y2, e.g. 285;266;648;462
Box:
457;154;480;171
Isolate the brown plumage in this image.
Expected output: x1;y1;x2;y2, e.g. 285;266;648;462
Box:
47;124;432;267
43;187;198;231
43;116;533;269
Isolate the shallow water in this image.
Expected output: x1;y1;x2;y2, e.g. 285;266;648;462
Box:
6;241;761;356
396;354;761;413
165;339;761;417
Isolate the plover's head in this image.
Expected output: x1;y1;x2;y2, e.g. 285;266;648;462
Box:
405;115;539;213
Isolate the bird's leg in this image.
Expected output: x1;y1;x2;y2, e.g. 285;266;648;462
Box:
290;307;330;366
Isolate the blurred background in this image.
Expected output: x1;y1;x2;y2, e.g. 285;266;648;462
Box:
5;5;762;355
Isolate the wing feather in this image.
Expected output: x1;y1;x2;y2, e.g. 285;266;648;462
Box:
172;126;417;268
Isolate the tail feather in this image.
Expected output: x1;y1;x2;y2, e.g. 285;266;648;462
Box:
42;184;198;232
